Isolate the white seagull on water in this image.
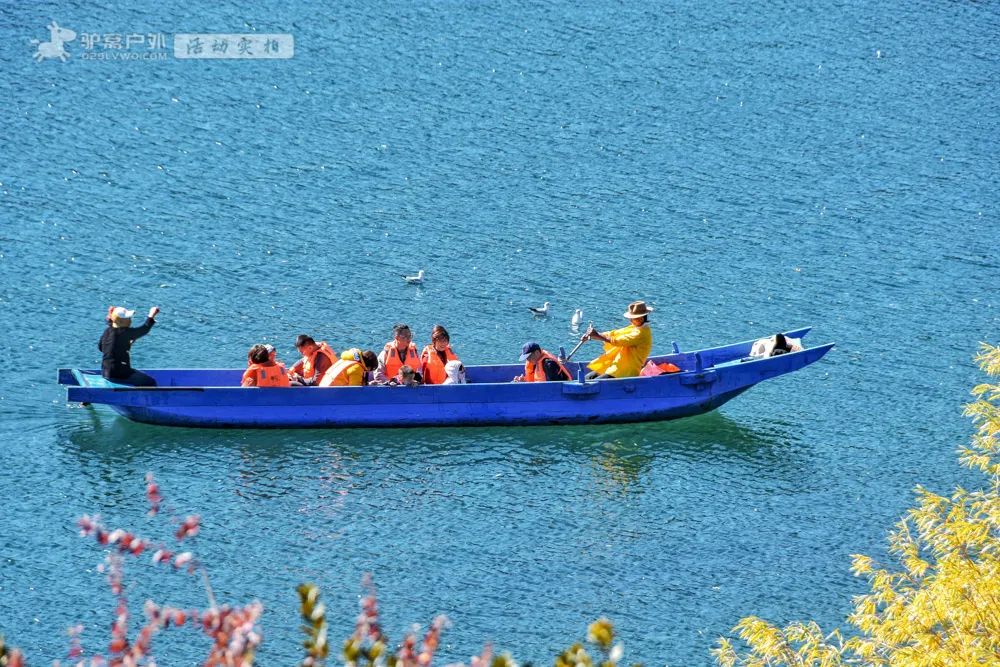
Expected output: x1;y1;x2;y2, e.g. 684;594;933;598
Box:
528;301;550;317
571;308;584;328
402;269;425;285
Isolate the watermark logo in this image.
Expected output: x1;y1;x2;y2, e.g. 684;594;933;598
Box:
30;25;293;63
32;21;76;62
79;32;170;61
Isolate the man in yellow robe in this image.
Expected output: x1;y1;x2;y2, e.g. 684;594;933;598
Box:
583;301;654;379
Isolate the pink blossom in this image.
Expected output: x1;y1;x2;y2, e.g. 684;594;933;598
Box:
151;549;173;565
175;515;200;541
128;539;146;557
470;643;493;667
78;515;97;536
145;473;162;516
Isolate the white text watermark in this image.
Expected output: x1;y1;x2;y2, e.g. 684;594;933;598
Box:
175;34;294;59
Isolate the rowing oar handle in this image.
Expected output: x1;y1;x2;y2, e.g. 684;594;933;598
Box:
563;321;593;362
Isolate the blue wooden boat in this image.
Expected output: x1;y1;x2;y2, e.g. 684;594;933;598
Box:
59;327;833;428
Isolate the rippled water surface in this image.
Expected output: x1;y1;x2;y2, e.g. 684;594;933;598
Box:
1;0;998;664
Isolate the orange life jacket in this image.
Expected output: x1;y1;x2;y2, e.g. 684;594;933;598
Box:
382;341;421;380
525;350;572;382
421;344;458;385
242;362;291;387
301;342;337;380
319;349;365;387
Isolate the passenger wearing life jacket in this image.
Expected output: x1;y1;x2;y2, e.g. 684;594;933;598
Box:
374;323;423;385
242;344;291;387
581;300;654;380
513;341;572;382
318;348;378;387
420;325;461;385
289;334;338;386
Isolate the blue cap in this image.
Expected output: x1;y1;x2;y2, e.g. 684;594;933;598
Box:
519;341;541;361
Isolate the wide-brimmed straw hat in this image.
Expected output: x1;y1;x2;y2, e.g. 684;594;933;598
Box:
623;301;653;319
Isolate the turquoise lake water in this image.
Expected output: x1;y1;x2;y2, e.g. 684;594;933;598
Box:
1;0;998;664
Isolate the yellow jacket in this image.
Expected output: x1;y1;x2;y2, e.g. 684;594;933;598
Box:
319;349;366;387
587;323;653;378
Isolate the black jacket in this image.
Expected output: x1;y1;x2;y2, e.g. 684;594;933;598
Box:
99;318;155;379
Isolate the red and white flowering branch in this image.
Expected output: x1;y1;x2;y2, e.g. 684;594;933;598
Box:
418;615;449;667
77;515;195;573
355;574;384;645
67;474;262;667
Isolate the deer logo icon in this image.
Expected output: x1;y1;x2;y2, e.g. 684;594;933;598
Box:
32;21;76;62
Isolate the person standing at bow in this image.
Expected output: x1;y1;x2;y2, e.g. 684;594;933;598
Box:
99;305;160;386
421;325;460;385
374;323;422;384
581;300;654;380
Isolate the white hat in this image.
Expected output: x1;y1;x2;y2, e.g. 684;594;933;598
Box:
110;306;135;320
444;359;466;380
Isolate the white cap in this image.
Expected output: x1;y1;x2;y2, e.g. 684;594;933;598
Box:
111;307;135;320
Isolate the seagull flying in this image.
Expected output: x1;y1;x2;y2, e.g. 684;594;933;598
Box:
571;309;584;328
528;301;550;317
402;269;425;285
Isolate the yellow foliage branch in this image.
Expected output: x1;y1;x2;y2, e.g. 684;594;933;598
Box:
715;343;1000;666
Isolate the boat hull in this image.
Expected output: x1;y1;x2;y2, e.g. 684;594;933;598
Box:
60;328;832;429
